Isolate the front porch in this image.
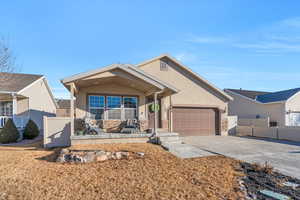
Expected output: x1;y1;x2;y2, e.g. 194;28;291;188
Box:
0;93;29;129
61;64;178;143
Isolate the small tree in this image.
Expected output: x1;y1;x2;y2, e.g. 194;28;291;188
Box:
0;119;19;143
23;120;39;139
0;38;16;84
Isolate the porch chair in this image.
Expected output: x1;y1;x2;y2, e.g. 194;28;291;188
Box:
84;117;104;135
120;119;140;134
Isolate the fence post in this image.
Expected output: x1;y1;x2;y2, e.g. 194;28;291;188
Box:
43;116;47;148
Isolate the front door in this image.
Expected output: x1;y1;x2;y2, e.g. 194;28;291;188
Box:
147;97;162;129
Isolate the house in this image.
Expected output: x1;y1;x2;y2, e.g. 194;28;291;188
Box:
225;88;300;126
56;99;70;117
60;54;232;140
0;72;57;130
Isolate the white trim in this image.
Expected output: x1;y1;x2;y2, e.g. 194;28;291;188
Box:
137;54;233;101
285;91;300;103
0;91;14;94
42;78;59;109
61;64;116;84
60;64;178;93
225;90;285;105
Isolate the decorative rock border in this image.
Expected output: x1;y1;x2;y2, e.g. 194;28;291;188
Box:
56;149;145;163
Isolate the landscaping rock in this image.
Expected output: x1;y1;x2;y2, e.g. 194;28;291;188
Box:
115;152;122;159
95;154;108;162
240;162;300;199
84;152;96;163
56;149;145;163
61;148;69;154
136;152;145;157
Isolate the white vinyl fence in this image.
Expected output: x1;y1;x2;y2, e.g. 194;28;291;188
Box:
227;116;238;135
236;125;300;142
238;117;269;127
43;117;71;148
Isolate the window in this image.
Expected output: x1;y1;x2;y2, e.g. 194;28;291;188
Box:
87;95;138;120
107;96;122;119
123;97;138;119
88;96;105;119
0;101;12;116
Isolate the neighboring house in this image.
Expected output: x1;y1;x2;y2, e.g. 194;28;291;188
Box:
56;99;70;117
0;72;57;130
225;88;300;126
61;54;232;137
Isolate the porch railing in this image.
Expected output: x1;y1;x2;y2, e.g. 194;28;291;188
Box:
0;116;29;129
0;116;11;128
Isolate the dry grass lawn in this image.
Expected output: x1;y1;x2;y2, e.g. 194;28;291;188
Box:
0;142;244;200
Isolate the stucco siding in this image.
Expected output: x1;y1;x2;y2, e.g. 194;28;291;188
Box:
19;79;56;129
75;83;147;120
227;91;285;126
139;59;228;110
139;58;229;135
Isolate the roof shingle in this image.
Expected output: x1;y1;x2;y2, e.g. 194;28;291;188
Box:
256;88;300;103
225;89;270;100
0;72;43;92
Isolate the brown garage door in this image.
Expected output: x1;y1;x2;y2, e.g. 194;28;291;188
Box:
173;107;219;136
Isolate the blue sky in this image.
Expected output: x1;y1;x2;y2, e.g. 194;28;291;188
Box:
1;0;300;98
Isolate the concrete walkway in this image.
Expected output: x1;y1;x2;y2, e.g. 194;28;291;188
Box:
184;136;300;179
163;143;216;158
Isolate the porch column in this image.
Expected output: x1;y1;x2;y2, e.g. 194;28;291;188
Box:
154;92;158;136
70;84;75;136
12;93;17;122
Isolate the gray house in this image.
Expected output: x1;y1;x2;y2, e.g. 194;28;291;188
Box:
0;72;57;130
225;88;300;127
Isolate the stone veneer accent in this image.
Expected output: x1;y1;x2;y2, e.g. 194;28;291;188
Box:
139;120;148;131
86;119;149;132
221;118;228;133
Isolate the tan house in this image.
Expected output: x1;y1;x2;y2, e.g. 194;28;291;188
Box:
0;72;57;130
225;88;300;127
60;54;232;140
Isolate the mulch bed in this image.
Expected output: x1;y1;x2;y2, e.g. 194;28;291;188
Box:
0;142;244;200
239;162;300;199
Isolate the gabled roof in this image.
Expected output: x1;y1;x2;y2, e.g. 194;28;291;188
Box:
137;54;233;101
56;99;70;109
256;88;300;103
61;63;179;93
0;72;43;92
225;89;270;100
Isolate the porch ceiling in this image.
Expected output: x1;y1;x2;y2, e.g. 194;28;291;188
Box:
0;93;27;100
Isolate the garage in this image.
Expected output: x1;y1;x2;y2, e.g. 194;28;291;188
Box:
172;107;219;136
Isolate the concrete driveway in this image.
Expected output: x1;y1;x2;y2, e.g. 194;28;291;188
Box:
184;136;300;179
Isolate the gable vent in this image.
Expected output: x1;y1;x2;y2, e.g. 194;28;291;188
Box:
160;61;168;71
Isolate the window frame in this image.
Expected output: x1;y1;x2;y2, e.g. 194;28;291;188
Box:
87;94;139;120
123;96;138;120
0;101;13;116
88;95;105;120
106;96;122;120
